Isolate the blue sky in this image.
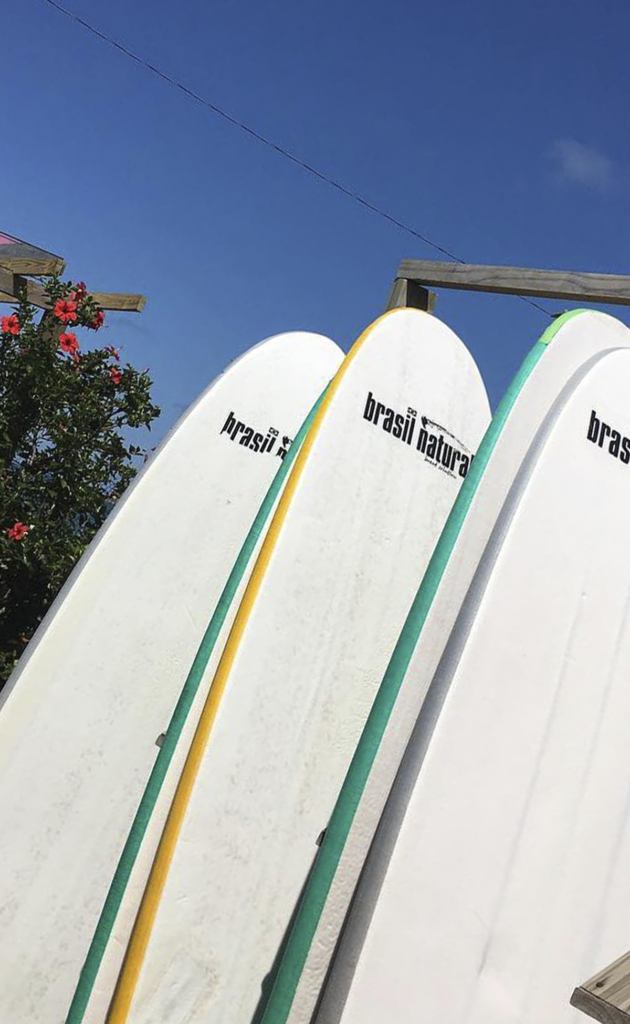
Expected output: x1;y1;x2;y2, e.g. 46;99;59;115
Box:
4;0;629;441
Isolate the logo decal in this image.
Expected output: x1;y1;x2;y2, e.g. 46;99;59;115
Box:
587;409;630;464
363;391;473;478
221;411;292;459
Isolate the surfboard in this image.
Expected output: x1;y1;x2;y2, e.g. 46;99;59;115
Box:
260;309;630;1024
314;333;630;1024
0;330;343;1024
102;308;490;1024
67;386;334;1024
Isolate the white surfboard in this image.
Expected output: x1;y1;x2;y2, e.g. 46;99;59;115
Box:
260;309;630;1024
0;330;343;1024
315;332;630;1024
103;308;490;1024
69;386;334;1024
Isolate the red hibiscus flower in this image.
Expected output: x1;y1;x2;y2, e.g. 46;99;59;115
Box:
54;299;77;324
1;314;20;336
73;281;88;301
90;310;105;330
105;345;120;362
7;522;28;541
59;332;80;357
109;366;122;385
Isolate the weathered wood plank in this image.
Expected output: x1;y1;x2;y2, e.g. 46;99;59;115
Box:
0;257;66;275
571;986;630;1024
571;951;630;1023
0;268;146;312
398;259;630;305
0;230;65;276
90;292;147;312
0;269;47;308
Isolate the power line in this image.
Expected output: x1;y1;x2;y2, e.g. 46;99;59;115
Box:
39;0;553;318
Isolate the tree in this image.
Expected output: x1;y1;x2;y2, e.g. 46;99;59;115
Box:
0;277;160;688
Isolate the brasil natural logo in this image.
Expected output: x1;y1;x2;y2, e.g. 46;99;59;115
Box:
220;411;292;459
363;391;473;478
587;409;630;464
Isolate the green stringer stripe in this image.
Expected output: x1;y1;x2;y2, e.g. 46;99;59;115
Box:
65;390;328;1024
260;310;588;1024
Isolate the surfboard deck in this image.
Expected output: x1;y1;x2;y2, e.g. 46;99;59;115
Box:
0;331;343;1024
68;388;335;1024
315;335;630;1024
104;308;490;1024
260;309;630;1024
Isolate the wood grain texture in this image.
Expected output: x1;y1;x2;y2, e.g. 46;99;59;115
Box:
0;230;65;276
0;256;66;275
571;986;630;1024
0;270;48;307
0;269;146;312
572;951;630;1022
398;259;630;305
90;293;147;312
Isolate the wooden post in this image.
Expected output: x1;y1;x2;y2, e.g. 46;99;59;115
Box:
386;278;436;313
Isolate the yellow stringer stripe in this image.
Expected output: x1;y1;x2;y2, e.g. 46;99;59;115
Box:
106;310;399;1023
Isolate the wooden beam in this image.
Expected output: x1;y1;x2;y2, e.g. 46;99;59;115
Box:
0;256;66;276
90;292;146;313
0;268;48;308
572;951;630;1024
386;278;436;313
397;259;630;306
572;986;630;1024
0;268;145;312
0;231;65;276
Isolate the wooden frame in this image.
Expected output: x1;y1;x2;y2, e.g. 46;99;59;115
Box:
395;259;630;306
0;231;66;277
386;278;437;312
0;256;66;276
0;229;146;312
0;268;145;312
572;951;630;1024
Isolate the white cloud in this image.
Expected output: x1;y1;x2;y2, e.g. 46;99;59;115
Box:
551;137;615;192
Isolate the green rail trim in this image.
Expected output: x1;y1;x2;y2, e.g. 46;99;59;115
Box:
261;309;588;1023
65;389;328;1024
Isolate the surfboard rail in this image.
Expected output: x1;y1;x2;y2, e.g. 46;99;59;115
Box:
64;391;327;1024
313;340;630;1024
258;310;585;1024
259;308;630;1024
0;329;343;1024
103;307;490;1024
